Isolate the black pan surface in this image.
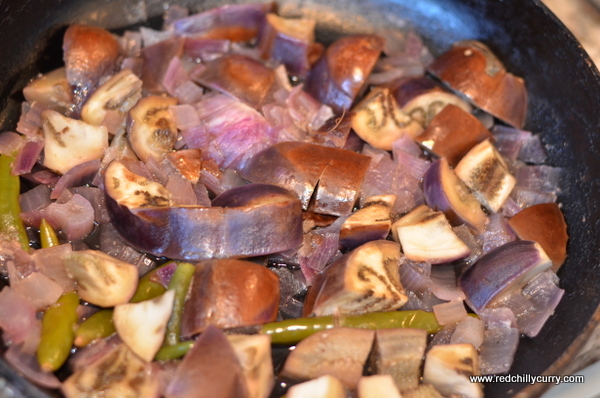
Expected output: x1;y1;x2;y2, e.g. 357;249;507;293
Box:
0;0;599;397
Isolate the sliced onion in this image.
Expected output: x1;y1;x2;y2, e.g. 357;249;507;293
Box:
13;139;44;175
51;159;101;199
0;131;24;156
166;173;197;206
16;102;47;138
430;265;465;301
12;271;64;310
478;307;519;375
475;213;516;254
31;244;77;293
19;184;52;213
432;299;467;325
4;344;61;389
0;287;38;347
450;315;485;349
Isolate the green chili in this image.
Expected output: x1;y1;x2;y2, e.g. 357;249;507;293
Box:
39;219;59;248
164;262;195;346
129;262;170;303
74;309;115;348
0;154;29;250
154;340;194;361
262;310;443;345
36;291;79;372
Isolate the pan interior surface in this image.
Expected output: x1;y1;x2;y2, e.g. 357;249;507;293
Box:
0;0;598;397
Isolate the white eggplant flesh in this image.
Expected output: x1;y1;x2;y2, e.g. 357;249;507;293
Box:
127;95;178;162
113;290;175;362
41;109;109;175
311;240;407;316
227;334;274;398
351;87;423;150
81;69;143;127
423;343;483;398
286;375;346;398
392;204;471;264
64;250;138;307
454;139;516;213
423;157;487;233
22;67;72;113
104;160;172;208
357;375;402;398
339;195;395;250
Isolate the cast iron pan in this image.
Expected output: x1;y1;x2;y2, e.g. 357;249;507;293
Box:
0;0;599;397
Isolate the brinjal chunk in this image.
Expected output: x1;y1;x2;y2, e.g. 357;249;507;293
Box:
166;149;203;184
391;76;472;127
181;259;280;336
357;375;402;398
310;240;407;316
304;34;384;114
369;328;427;392
241;142;371;216
339;195;396;250
280;327;375;389
227;334;274;398
392;205;471;264
454;138;516;213
422;343;483;398
423;158;487;233
351;87;423;150
81;69;143;129
22;67;72;113
41;109;109;175
105;161;303;260
286;375;346;398
458;240;552;313
127;95;178;163
428;40;527;129
415;103;493;166
507;203;568;271
63;25;120;108
258;13;322;77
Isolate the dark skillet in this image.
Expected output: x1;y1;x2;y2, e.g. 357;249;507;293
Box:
0;0;599;397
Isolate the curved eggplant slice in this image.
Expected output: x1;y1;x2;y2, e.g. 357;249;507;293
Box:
127;95;178;162
507;203;568;271
423;157;487;233
454;138;516;213
392;204;471;264
423;343;483;398
241;142;371;216
22;67;72;113
458;240;552;313
310;240;407;316
339;194;395;250
428;40;527;128
415;103;492;166
304;34;385;114
391;76;472;127
351;87;423;150
105;160;303;260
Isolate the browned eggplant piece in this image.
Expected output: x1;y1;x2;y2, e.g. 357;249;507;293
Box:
310;240;407;316
392;204;471;264
127;95;178;162
280;327;375;389
166;149;203;184
104;160;303;260
428;41;527;128
286;376;346;398
390;76;472;127
62;25;120;109
304;34;385;114
241;142;371;216
415;104;493;166
181;259;280;336
507;203;568;271
22;67;72;113
339;195;395;250
369;328;427;392
423;157;487;233
165;325;249;398
258;13;323;77
351;87;423;150
192;54;277;109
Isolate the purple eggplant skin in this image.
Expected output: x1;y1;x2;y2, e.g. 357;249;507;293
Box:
304;34;385;115
423;157;487;233
241;142;371;216
458;240;552;313
257;13;322;77
211;183;297;207
181;259;280;337
191;54;276;109
106;183;303;260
